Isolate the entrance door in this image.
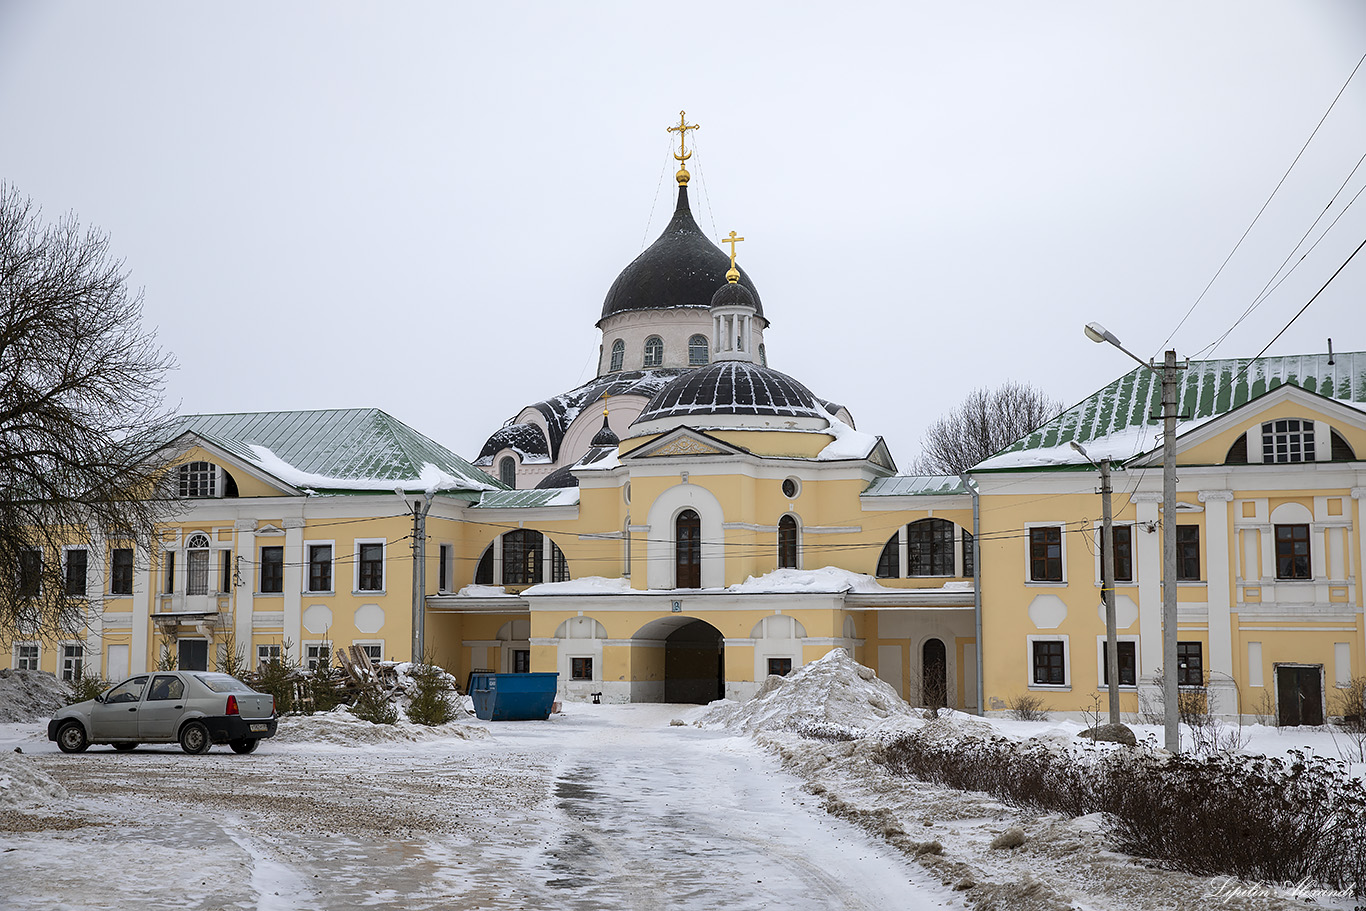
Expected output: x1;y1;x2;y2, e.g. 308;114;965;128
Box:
665;620;723;703
1276;665;1324;726
921;638;947;709
178;639;209;671
675;510;701;589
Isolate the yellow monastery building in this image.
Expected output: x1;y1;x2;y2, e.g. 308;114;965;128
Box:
6;122;1364;726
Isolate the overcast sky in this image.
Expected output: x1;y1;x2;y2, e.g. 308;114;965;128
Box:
2;2;1364;469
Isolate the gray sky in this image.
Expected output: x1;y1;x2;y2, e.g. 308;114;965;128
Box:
3;2;1364;468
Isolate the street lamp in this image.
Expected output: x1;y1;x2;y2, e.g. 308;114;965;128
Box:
1070;440;1121;727
1085;321;1182;754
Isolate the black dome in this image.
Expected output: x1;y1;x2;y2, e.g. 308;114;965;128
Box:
635;361;827;423
590;415;620;447
599;187;763;323
710;281;756;309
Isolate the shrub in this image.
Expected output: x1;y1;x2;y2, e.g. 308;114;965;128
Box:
251;652;299;715
65;667;109;705
351;684;398;725
1006;694;1048;722
406;662;456;726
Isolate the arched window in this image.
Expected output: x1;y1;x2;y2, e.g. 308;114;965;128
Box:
688;334;709;366
876;537;899;578
675;509;701;588
609;339;625;373
644;336;664;368
498;456;516;487
908;518;956;576
758;343;767;367
474;530;570;586
185;533;211;596
921;638;947;708
777;514;799;569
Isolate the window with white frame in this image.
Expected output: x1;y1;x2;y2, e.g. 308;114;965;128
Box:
1028;526;1064;582
438;544;452;592
356;541;384;592
570;656;593;680
259;546;284;593
1097;524;1134;584
178;461;219;498
1028;636;1069;687
256;643;283;669
304;642;331;672
64;547;88;596
1262;418;1314;463
110;547;134;596
14;642;39;670
643;335;664;368
18;548;41;597
61;644;84;681
185;532;212;595
1098;637;1137;687
306;544;334;593
777;515;799;569
609;339;625;373
688;334;709;366
354;641;384;663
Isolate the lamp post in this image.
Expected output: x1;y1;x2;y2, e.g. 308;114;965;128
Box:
1084;322;1182;754
1071;441;1120;726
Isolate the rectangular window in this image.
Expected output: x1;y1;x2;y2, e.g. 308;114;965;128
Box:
259;546;284;593
15;643;39;670
357;643;383;663
1176;526;1201;581
908;520;954;576
767;657;793;677
220;550;234;593
163;551;176;594
111;548;134;595
1274;524;1311;580
18;549;42;597
61;645;84;682
186;548;210;596
571;657;593;680
64;548;88;596
512;649;530;673
1262;418;1314;463
1177;641;1203;686
1100;640;1136;687
257;643;282;668
357;543;384;591
1032;640;1066;685
962;530;975;578
438;544;451;592
1100;525;1133;583
308;545;333;592
305;642;330;673
1029;527;1063;582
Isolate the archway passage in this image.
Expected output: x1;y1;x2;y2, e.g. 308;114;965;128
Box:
666;619;724;704
921;638;947;709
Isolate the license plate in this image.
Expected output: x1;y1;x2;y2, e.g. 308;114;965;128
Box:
250;724;268;733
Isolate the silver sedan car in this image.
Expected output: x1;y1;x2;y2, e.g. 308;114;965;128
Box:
48;671;278;754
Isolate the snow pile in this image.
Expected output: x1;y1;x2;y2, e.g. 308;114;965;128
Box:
454;584;516;598
272;709;490;746
0;669;70;723
727;566;892;594
817;416;880;461
523;575;633;596
0;750;68;808
696;649;914;736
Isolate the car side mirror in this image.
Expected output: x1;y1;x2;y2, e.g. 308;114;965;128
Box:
94;690;107;703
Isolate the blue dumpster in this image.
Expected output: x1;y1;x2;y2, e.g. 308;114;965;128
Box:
468;672;559;721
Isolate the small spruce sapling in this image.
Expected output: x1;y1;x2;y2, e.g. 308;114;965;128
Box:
406;658;456;726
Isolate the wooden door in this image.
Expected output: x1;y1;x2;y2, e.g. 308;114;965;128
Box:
1276;665;1324;726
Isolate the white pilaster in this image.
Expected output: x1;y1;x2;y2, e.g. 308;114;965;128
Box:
1133;493;1162;679
283;517;306;663
234;519;256;654
1200;490;1237;715
131;544;152;672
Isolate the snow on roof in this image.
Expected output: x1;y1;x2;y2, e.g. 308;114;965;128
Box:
473;488;580;509
522;575;633;596
454;584;518;598
976;351;1366;471
816;416;880;461
862;475;967;497
175;409;498;493
727;566;895;594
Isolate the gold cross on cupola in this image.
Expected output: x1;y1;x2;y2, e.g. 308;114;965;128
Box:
667;110;699;185
723;230;744;282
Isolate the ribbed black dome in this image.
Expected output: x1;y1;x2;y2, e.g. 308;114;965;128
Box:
599;187;763;323
590;415;620;447
635;361;826;422
710;281;756;309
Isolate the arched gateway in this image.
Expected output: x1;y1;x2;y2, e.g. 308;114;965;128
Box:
631;616;725;704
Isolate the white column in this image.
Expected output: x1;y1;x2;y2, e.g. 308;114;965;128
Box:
283;517;306;664
1200;490;1236;715
131;543;152;673
234;519;256;655
1133;493;1162;679
85;523;105;672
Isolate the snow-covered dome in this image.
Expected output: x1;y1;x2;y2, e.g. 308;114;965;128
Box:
598;186;763;325
633;361;828;427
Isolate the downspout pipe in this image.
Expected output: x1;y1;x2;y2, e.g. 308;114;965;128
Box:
961;472;984;716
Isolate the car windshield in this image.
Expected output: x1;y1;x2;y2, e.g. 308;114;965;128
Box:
193;673;255;694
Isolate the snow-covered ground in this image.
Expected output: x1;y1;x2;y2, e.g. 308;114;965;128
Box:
3;655;1362;911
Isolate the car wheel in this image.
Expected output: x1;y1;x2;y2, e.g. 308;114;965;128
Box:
56;721;89;753
178;721;211;754
112;742;137;752
229;737;259;754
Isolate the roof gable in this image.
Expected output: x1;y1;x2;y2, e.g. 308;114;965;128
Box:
621;427;751;461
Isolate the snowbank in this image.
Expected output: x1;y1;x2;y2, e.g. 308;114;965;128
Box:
0;669;70;723
695;649;914;736
0;750;67;808
272;709;490;746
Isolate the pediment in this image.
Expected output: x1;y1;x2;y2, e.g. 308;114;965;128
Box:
165;432;304;497
623;427;750;461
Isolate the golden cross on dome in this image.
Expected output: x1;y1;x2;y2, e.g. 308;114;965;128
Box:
722;230;744;282
667;111;699;185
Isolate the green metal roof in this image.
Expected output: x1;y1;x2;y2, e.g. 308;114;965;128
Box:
977;352;1366;471
862;475;966;497
174;409;501;493
472;488;579;509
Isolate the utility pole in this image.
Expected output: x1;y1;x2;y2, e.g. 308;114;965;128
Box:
1099;458;1120;725
1161;348;1180;754
407;492;435;662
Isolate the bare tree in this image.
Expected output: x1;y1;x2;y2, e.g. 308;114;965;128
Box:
913;381;1062;475
0;185;176;639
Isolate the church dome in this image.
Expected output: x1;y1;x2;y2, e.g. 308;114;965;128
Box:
599;186;763;324
634;360;826;424
710;280;756;309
